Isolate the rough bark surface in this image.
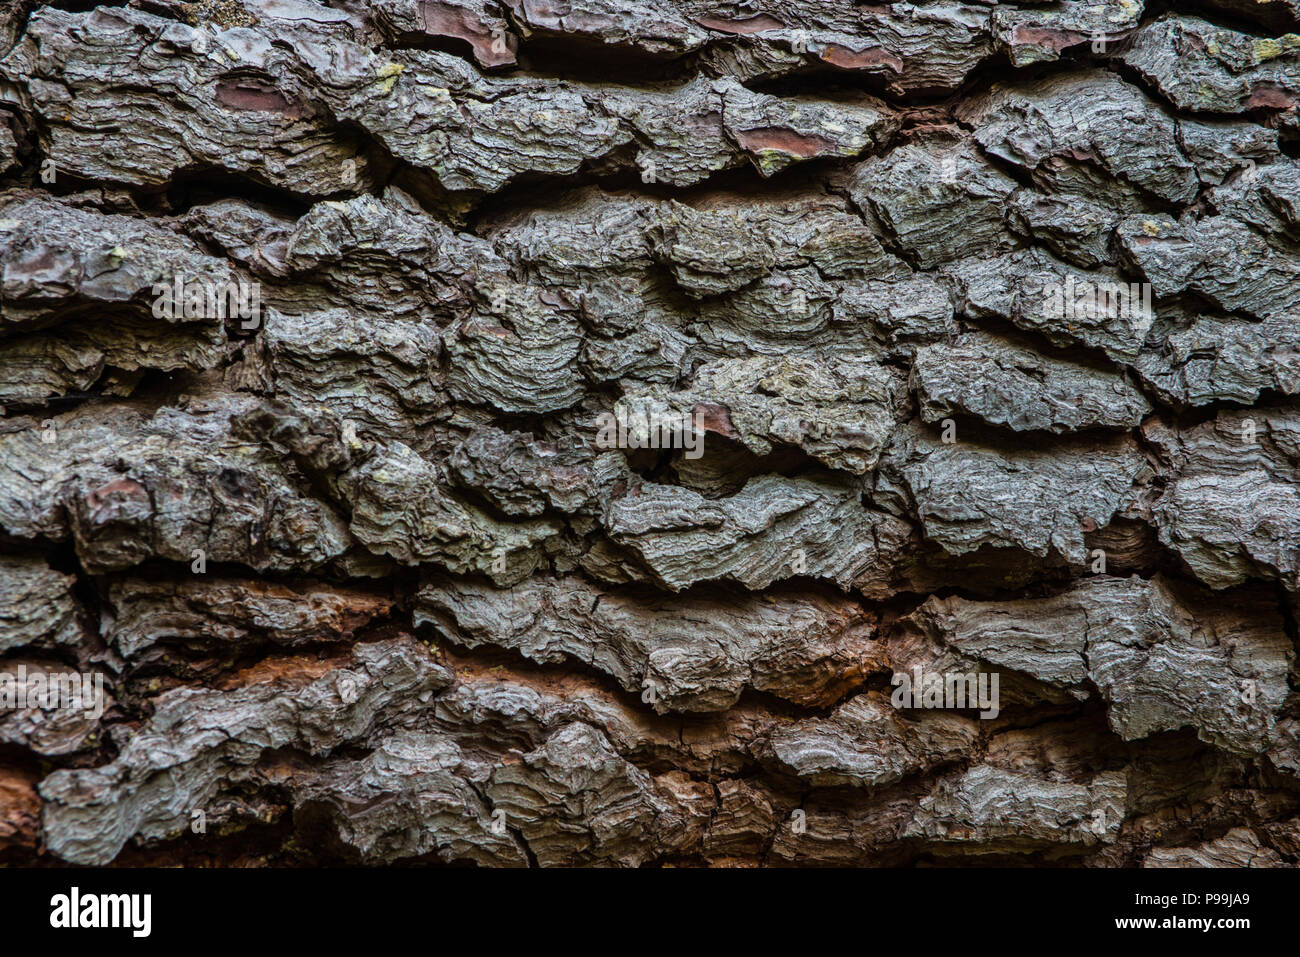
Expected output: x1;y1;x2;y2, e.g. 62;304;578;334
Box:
0;0;1299;868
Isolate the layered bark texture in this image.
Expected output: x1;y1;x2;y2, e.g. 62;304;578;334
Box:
0;0;1299;867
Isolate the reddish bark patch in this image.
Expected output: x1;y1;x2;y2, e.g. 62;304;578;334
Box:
215;77;311;120
0;767;40;850
685;110;726;137
1247;86;1297;110
695;14;785;35
734;127;836;158
10;248;64;280
419;0;516;68
220;653;351;690
820;43;903;73
692;401;739;440
513;0;618;39
1008;26;1088;53
244;581;393;637
85;477;149;519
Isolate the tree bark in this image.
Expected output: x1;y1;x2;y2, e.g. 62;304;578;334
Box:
0;0;1298;867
